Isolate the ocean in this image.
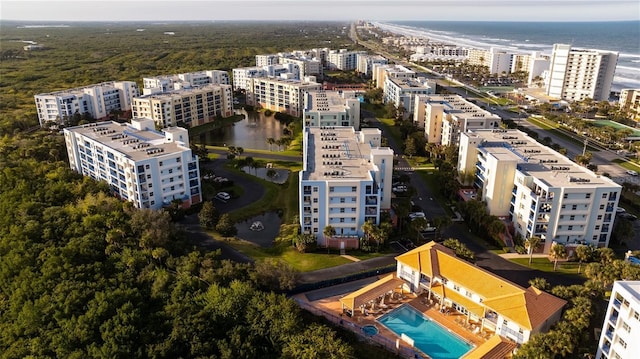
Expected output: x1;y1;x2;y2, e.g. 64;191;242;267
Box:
377;21;640;91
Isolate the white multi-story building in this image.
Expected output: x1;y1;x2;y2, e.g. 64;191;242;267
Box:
246;77;321;117
299;126;393;248
458;129;621;253
372;64;415;90
132;84;233;128
142;70;229;95
232;64;300;92
546;44;618;101
356;54;388;77
413;94;501;145
327;49;366;71
303;90;361;128
255;54;280;67
596;281;640;359
524;52;551;87
383;77;435;116
35;81;139;127
280;56;323;78
63;118;202;210
619;89;640;121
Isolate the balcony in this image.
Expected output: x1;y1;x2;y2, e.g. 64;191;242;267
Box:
609;313;618;325
476;161;485;172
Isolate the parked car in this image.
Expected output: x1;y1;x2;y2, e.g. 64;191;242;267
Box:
215;192;231;201
409;212;426;220
626;170;638;176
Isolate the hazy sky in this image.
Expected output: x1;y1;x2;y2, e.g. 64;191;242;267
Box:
2;0;639;22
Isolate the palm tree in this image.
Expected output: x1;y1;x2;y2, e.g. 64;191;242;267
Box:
575;245;594;274
361;220;375;243
411;217;429;243
525;236;542;265
323;225;336;247
550;243;567;271
266;137;275;151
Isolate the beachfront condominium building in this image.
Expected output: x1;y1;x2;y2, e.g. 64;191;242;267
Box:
413;94;501;146
341;242;565;345
246;77;321;117
280;56;323;79
467;48;513;74
596;281;640;359
132;84;233;128
458;129;621;253
546;44;618;101
35;81;139;127
383;77;435;117
63;118;201;210
524;52;551;87
327;49;367;71
142;70;229;95
372;64;415;89
303;90;361;128
299;126;393;248
356;54;388;77
232;64;301;92
255;54;280;67
619;89;640;121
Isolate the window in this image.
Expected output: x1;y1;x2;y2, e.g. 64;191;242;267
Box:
568;225;573;230
149;183;152;188
313;198;318;203
585;193;591;199
340;198;345;203
329;187;335;192
340;208;345;213
313;218;318;223
563;193;568;199
176;157;180;163
600;204;605;210
618;338;627;349
596;225;600;230
150;192;154;196
340;218;345;223
159;161;163;166
598;215;603;220
453;284;460;291
313;187;318;192
622;322;630;333
168;169;173;174
572;205;577;210
570;215;575;220
313;208;318;213
352;186;357;192
602;193;607;198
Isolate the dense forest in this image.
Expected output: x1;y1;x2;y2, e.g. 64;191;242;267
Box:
0;22;376;358
0;21;358;134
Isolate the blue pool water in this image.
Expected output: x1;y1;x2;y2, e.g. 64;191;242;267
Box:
362;324;379;336
378;305;473;359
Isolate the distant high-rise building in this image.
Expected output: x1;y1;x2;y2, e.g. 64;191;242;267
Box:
35;81;139;127
232;64;301;92
596;281;640;359
327;49;366;71
142;70;229;95
546;44;618;101
63;118;201;210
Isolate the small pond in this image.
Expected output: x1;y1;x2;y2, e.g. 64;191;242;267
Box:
234;212;282;248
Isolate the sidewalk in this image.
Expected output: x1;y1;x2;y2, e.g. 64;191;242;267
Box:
499;253;548;259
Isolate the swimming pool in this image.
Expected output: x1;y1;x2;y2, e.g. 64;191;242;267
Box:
378;305;473;359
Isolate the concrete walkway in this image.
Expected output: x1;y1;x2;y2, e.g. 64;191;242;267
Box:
340;255;361;262
499;253;549;259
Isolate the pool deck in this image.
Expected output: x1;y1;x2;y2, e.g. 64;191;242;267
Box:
296;285;495;358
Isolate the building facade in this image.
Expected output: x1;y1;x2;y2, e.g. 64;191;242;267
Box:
132;84;233;128
596;281;640;359
458;129;621;253
392;242;566;344
63;118;201;210
546;44;618;101
232;64;301;92
142;70;229;95
303;90;361;128
327;49;366;71
413;94;501;145
35;81;139;127
619;89;640;121
383;77;435;116
356;54;388;77
372;64;415;90
299;127;393;248
246;77;321;117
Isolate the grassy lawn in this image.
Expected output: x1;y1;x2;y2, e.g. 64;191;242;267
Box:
526;117;600;151
510;257;586;276
405;156;435;169
377;118;404;147
207;145;302;158
225;239;353;271
613;158;640;171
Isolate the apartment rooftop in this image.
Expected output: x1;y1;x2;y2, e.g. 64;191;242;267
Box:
36;81;127;96
471;129;620;188
306;91;351;112
303;127;388;181
136;83;228;100
387;76;431;90
396;242;567;330
253;76;319;86
66;120;186;162
424;94;500;121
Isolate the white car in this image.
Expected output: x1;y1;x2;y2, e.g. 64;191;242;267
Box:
409;212;426;220
216;192;231;201
626;170;638;176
